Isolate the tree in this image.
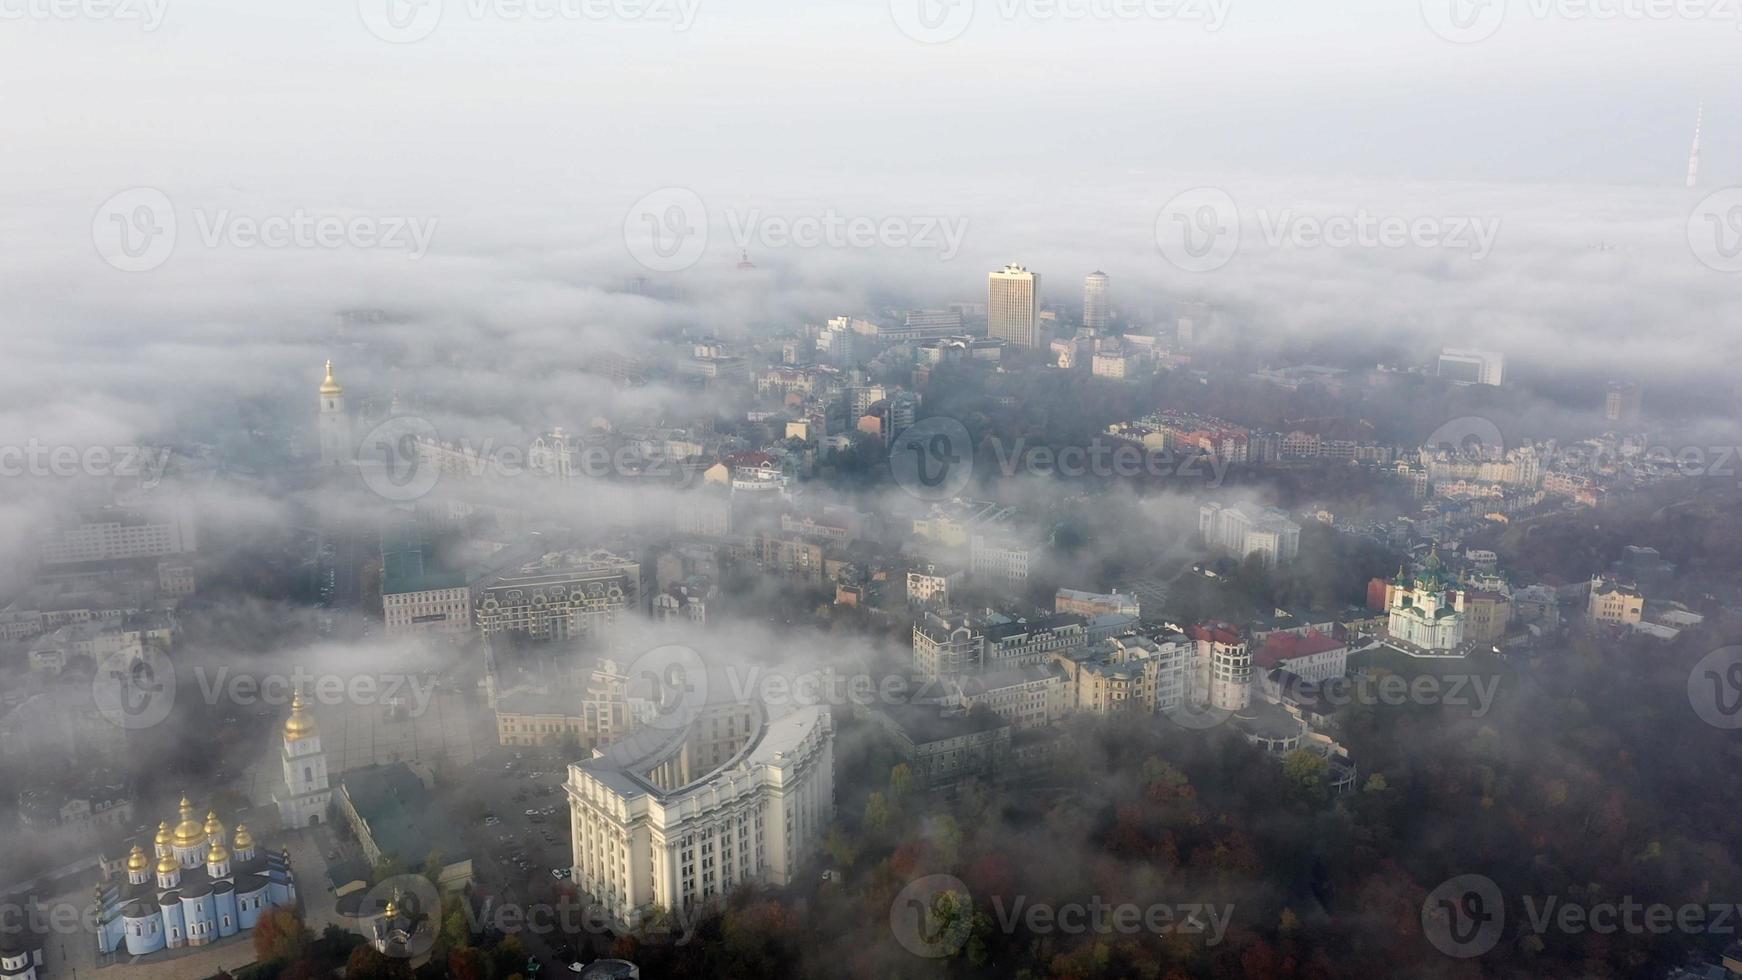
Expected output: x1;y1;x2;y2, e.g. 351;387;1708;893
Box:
446;947;486;980
253;907;310;965
344;945;412;980
1282;749;1329;803
863;792;892;835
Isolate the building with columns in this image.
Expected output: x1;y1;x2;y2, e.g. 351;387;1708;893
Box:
567;699;834;930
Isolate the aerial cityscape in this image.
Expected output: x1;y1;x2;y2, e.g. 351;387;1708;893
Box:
2;2;1741;979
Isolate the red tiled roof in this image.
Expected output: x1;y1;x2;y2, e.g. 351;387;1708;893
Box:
1189;622;1244;646
1253;629;1346;669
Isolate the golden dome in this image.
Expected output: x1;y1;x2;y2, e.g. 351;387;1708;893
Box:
284;689;318;742
156;852;180;876
126;846;150;873
204;811;224;836
232;824;254;850
171;797;207;848
320;360;343;396
207;839;231;864
382;893;399;919
154;822;171;847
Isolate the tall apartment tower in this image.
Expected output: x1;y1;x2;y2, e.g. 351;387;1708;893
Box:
988;264;1040;348
318;360;352;466
1605;381;1642;423
1083;271;1111;332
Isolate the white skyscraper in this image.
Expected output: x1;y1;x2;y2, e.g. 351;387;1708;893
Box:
1083;271;1111;332
989;264;1040;348
317;360;352;466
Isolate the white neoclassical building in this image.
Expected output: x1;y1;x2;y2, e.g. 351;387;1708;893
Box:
566;699;834;929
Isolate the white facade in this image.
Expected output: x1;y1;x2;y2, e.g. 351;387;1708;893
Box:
318;360;352;467
1083;271;1111;331
988;264;1040;348
274;693;332;828
568;703;834;929
1198;502;1300;567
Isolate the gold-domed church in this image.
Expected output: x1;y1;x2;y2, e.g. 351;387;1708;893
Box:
93;798;295;958
273;689;332;828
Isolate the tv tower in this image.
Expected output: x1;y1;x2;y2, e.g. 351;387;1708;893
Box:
1686;101;1704;189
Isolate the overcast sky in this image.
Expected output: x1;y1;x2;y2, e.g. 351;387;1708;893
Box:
0;0;1737;459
